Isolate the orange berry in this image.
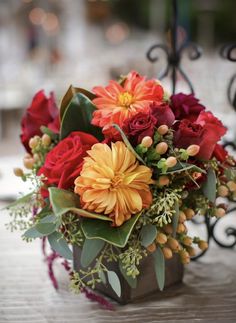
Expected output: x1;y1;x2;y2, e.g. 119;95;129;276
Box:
198;240;208;251
156;233;167;245
42;134;51;147
163;224;173;234
23;157;34;169
217;185;229;197
157;125;168;135
13;168;24;177
177;223;186;234
182;236;193;246
141;136;153;148
179;250;191;264
185;208;195;220
166;156;177;168
186;145;200;157
162;247;173;259
178;211;186;223
158;175;170;186
167;238;180;252
146;242;156;253
155;142;168;155
29;136;40;149
186;246;196;257
214;207;226;218
227;181;236;192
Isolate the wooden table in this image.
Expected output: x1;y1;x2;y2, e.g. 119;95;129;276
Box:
0;211;236;323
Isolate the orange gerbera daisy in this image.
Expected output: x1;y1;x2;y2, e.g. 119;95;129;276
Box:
91;71;164;138
74;141;153;226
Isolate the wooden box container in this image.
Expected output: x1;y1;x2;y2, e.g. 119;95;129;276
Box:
73;245;184;304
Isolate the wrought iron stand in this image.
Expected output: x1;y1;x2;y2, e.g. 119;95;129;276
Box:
147;0;236;259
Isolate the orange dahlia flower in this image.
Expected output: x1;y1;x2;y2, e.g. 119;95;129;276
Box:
74;141;153;226
91;71;164;138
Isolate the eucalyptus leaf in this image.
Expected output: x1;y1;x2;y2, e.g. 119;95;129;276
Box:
81;238;105;268
81;213;141;248
112;123;146;165
5;192;34;210
49;187;112;221
140;224;157;247
48;231;73;260
22;227;45;239
35;222;57;235
119;261;137;289
107;271;121;297
153;247;165;291
172;201;179;238
202;168;217;203
60;92;102;140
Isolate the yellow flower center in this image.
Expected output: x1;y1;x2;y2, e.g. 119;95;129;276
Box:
118;92;133;108
111;174;124;189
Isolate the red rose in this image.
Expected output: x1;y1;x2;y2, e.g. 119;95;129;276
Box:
20;90;60;152
122;112;157;144
170;93;205;121
38;131;98;190
174;111;227;160
150;102;175;127
212;144;228;163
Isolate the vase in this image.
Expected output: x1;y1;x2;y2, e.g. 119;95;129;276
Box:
73;245;184;304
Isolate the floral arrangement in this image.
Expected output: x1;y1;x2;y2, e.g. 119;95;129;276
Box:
7;71;236;302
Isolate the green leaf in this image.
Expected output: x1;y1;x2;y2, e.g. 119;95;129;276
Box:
153;247;165;291
48;231;73;260
49;187;112;221
202;168;217;203
172;201;179;238
107;271;121;297
40;126;58;140
140;224;157;247
5;192;34;210
22;227;45;239
81;213;141;248
119;261;137;289
60;92;103;140
81;238;105;268
40;214;58;224
112;123;146;165
99;271;107;285
163;162;206;175
35;222;57;235
59;85;96;120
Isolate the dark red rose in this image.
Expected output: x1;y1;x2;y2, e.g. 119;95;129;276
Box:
170;93;205;121
38;131;98;190
20;90;60;152
122;112;157;144
212;144;228;163
174;111;227;160
150;102;175;127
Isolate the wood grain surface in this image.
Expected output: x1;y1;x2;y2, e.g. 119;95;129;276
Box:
0;211;236;323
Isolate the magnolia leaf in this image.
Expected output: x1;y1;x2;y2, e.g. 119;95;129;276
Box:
202;168;217;203
153;247;165;291
60;92;102;140
22;227;45;239
81;213;141;248
49;187;112;221
163;162;205;175
48;231;73;260
107;271;121;297
172;201;179;238
99;271;107;285
59;85;95;120
119;261;137;289
140;224;157;247
112;123;146;165
81;238;105;268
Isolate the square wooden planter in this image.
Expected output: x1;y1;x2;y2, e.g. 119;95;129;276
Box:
73;245;184;304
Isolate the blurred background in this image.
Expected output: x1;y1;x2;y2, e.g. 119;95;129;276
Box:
0;0;235;199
